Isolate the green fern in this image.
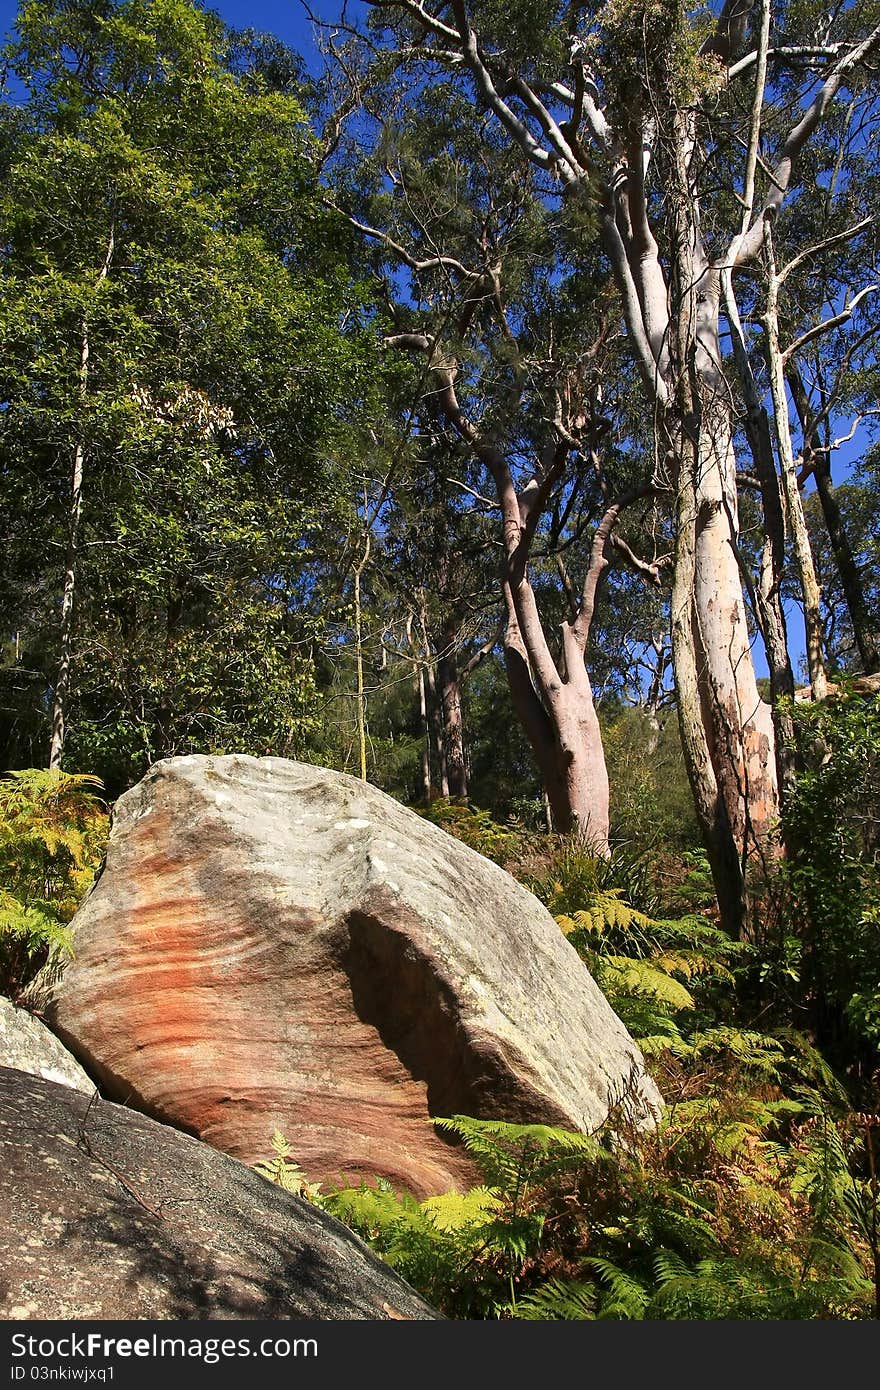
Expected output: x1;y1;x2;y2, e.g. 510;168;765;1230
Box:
0;769;108;996
556;890;659;941
433;1115;610;1190
421;1187;502;1231
586;1257;651;1319
511;1278;598;1320
326;1177;512;1318
253;1130;325;1206
597;956;695;1012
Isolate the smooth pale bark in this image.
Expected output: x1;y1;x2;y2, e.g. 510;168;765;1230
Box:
386;350;616;847
722;274;798;807
671;405;747;938
406;612;433;799
501;578;610;847
422;636;449;796
763;227;828;700
664;133;777;926
692;393;777;862
417;664;432;799
500;491;627;850
502;581;571;831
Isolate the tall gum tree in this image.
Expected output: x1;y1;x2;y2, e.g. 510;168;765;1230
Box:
328;106;666;844
356;0;880;931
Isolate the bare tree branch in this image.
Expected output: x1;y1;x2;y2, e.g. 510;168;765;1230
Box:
783;284;878;362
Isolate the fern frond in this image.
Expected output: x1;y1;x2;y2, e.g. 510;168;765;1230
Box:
253;1130;325;1205
434;1115;609;1189
512;1278;597;1320
586;1257;650;1319
652;1248;692;1285
421;1187;502;1232
598;956;695;1011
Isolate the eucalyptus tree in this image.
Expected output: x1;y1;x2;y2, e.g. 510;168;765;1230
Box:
0;0;376;785
721;82;880;696
381;420;503;798
802;474;880;675
328;90;667;845
351;0;880;931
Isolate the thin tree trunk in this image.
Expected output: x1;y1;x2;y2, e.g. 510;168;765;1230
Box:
406;612;432;799
788;364;880;675
353;530;371;781
763;223;828;700
422;626;448;796
49;227;115;769
49;437;85;769
722;273;799;806
437;620;468;797
813;461;880;675
417;661;432;799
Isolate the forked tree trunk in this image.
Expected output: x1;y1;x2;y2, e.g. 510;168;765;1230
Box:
500;481;620;852
502;580;609;846
395;354;616;847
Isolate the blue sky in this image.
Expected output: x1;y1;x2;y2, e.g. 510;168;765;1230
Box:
0;1;335;62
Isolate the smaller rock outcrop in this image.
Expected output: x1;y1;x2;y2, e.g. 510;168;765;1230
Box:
0;1067;438;1320
0;996;94;1094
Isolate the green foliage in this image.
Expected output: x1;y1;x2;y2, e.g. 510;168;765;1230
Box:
326;1179;508;1318
779;690;880;1060
521;839;739;1052
0;767;108;995
309;1090;875;1319
0;0;381;787
326;1118;608;1318
418;799;522;867
601;708;701;858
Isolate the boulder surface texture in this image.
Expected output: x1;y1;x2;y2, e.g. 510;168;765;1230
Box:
0;995;94;1094
41;755;661;1195
0;1067;436;1319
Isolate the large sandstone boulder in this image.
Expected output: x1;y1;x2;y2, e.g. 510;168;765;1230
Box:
38;755;661;1196
0;995;94;1094
0;1067;437;1319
